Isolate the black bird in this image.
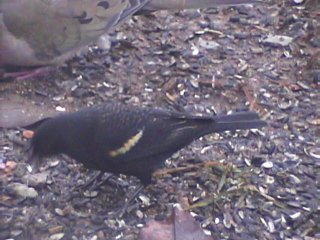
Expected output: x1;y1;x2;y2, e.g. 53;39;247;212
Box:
27;103;266;209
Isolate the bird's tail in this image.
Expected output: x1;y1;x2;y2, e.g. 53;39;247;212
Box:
142;0;262;11
210;111;266;133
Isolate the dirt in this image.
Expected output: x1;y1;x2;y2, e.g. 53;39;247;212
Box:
0;1;319;240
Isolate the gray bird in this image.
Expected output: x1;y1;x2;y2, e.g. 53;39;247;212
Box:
0;0;261;68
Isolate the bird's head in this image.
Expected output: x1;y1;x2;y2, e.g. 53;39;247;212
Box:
24;117;64;172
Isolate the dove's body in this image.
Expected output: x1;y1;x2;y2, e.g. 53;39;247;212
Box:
0;0;260;67
0;0;149;66
28;103;266;185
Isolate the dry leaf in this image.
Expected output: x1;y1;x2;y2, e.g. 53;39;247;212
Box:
139;206;214;240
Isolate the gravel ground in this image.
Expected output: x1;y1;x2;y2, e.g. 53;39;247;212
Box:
0;1;319;239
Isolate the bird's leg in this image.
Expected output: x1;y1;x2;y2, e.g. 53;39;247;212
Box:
117;184;145;217
96;175;129;189
80;171;105;190
81;172;129;191
1;66;54;81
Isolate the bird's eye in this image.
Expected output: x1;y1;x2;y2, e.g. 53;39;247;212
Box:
97;1;110;9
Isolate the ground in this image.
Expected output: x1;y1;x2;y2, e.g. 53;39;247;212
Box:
0;1;319;240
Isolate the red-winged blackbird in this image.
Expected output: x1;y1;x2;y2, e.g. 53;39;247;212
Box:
26;103;266;208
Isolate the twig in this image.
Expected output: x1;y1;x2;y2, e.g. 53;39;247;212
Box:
153;161;225;177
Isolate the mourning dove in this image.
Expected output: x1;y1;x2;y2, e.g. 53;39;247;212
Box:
0;0;261;68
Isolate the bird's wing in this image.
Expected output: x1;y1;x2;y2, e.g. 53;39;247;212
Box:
94;106;210;163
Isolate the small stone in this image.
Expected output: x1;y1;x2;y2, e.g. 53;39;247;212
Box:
49;160;60;167
55;208;65;216
262;35;293;47
261;161;273;169
189;78;199;88
306;117;320;126
97;230;105;239
11;230;23;237
305;147;320;159
268;221;275;233
293;0;304;4
251;47;264;54
83;190;98;198
289;212;301;220
223;213;232;229
49;233;64;240
135;210;144;219
198;38;221;50
49;226;64;234
139;195;150;206
238;211;245;220
22;171;50;187
265;175;275;184
96;34;111;50
7;183;38;198
90;235;98;240
55;106;66;112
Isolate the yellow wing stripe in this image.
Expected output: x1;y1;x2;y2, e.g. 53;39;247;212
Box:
109;130;144;157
